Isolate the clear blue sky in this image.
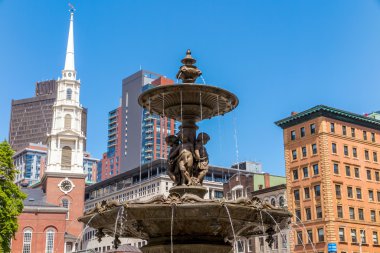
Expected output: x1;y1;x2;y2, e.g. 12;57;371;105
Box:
2;0;380;176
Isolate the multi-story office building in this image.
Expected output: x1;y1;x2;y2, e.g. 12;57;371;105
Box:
99;106;123;181
80;159;235;252
9;80;87;152
276;105;380;253
13;143;98;185
121;71;176;171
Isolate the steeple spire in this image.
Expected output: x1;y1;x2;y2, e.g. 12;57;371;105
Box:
62;7;76;80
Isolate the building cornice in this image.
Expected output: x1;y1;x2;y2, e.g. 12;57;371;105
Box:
251;184;286;196
23;206;67;213
275;105;380;130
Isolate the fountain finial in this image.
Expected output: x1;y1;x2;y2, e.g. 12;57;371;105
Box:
176;49;202;83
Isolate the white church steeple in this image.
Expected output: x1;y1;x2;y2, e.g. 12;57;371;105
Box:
46;7;85;175
62;9;76;80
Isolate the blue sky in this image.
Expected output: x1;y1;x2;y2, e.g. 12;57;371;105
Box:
2;1;380;176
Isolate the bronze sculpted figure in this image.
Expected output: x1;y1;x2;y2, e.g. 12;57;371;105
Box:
165;131;210;186
176;49;202;83
194;132;210;185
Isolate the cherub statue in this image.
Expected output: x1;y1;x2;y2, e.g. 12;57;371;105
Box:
165;135;180;185
175;132;194;185
194;132;210;185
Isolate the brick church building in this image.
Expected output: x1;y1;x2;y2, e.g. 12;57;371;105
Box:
11;8;86;253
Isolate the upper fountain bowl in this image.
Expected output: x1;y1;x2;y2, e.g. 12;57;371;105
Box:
138;84;239;122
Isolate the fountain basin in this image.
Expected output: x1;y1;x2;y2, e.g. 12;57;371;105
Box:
79;193;291;253
138;84;239;122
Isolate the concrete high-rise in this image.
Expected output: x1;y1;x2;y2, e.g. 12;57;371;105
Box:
9;81;87;152
121;70;176;172
276;105;380;253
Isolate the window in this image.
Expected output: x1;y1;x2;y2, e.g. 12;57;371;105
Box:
345;166;351;177
295;209;301;221
354;167;360;178
293;169;299;180
365;150;370;160
356;188;362;199
304;187;310;199
347;187;353;198
303;167;309;178
302;147;307;157
344;145;349;156
294;189;300;201
307;230;313;243
305;208;311;220
332;143;337;154
349;207;355;219
300;127;305;137
339;228;345;242
371;210;376;222
330;123;335;133
351;128;355;137
342;126;347;136
23;229;32;253
279;196;285;207
316;206;322;219
312;144;317;155
374;152;378;162
369;190;374;201
363;131;367;140
376;171;380;181
318;228;324;242
358;208;364;220
313;164;319;175
292;150;297;160
333;163;339;174
351;229;357;243
291;130;296;140
310;124;316;134
372;132;376;142
64;114;72;129
61;146;72;167
282;234;287;248
297;231;303;245
367;169;372;180
337;206;343;218
360;230;367;244
373;231;379;245
66;88;72;100
314;185;321;197
62;198;69;219
335;184;341;198
353;147;357;158
378;191;380;202
45;229;55;253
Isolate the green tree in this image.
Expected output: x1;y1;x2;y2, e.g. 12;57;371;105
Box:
0;141;26;252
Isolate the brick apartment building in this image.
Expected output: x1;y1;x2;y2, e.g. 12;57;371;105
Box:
276;105;380;253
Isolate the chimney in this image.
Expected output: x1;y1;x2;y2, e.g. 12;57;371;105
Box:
291;111;298;116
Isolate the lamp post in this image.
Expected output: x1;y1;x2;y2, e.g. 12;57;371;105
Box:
359;227;374;253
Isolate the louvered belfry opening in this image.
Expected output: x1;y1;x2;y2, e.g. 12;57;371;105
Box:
61;146;72;168
64;114;72;129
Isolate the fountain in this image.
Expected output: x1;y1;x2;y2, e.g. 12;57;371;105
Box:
79;50;291;253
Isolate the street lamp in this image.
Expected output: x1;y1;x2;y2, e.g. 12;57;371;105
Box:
359;227;374;253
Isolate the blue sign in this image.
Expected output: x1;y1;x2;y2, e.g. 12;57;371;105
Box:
328;243;337;253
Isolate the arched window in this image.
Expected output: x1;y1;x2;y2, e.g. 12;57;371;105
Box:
62;198;69;219
45;229;55;253
22;228;32;253
64;114;72;129
61;146;72;167
66;88;72;100
279;196;285;207
271;198;276;207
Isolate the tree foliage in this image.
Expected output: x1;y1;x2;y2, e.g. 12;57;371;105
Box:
0;141;26;252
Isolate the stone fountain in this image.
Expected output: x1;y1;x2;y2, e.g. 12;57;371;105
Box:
79;50;291;253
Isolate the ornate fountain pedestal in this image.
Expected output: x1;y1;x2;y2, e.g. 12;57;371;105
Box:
78;50;291;253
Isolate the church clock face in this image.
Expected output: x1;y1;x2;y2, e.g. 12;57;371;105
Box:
59;178;75;194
